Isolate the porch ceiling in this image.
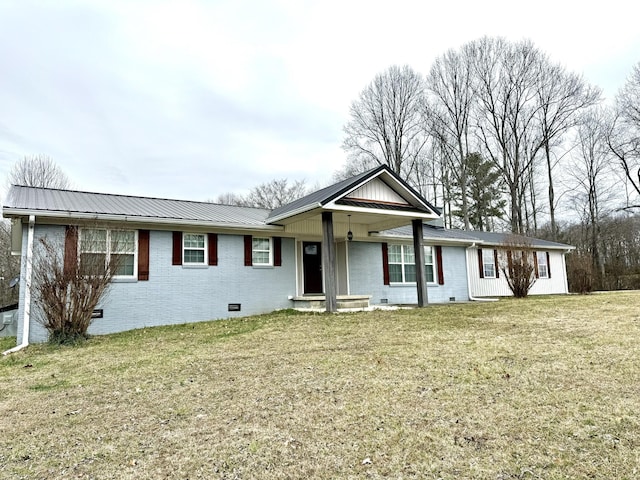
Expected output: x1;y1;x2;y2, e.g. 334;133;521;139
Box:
279;205;438;233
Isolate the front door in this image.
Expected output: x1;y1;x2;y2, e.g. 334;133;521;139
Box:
303;242;323;294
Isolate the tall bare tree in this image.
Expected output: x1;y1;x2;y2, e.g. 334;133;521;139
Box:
568;107;617;280
608;62;640;210
471;37;545;234
535;64;601;238
426;47;476;229
8;155;71;189
342;65;428;182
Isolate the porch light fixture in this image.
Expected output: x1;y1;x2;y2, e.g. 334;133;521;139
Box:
347;215;353;242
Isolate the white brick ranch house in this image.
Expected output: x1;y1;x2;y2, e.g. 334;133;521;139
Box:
3;165;573;347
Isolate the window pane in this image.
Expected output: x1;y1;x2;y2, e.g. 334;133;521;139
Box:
404;264;416;283
539;265;548;277
111;231;135;253
389;264;403;283
253;251;270;265
184;234;205;248
82;229;107;253
424;246;433;265
184;250;205;263
484;264;495;278
426;265;434;283
112;253;135;276
253;238;270;251
80;252;107;275
403;245;415;264
388;245;402;263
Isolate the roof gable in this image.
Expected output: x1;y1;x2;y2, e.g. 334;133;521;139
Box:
266;165;439;224
343;177;410;206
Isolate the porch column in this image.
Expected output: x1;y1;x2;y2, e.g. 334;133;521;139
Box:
322;211;337;312
412;219;428;307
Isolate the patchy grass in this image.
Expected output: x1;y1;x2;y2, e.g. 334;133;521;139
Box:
1;292;640;479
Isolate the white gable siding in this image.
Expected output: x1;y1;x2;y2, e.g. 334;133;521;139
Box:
467;247;569;297
346;178;409;205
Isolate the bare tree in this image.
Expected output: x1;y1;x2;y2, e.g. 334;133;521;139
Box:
8;155;71;189
568;107;617;281
244;179;309;209
213;192;248;206
342;65;428;182
471;37;545;234
32;227;126;344
0;222;20;306
535;64;601;239
499;235;537;298
608;62;640;209
426;47;476;229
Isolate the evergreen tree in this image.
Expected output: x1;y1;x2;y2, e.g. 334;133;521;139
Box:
453;153;506;230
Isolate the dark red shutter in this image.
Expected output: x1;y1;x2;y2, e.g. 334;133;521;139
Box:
435;246;444;285
507;250;513;277
533;251;539;278
172;232;182;265
208;233;218;266
64;226;78;277
138;230;150;280
547;251;551;278
478;248;484;278
274;237;282;267
494;249;500;278
382;242;390;285
244;235;252;266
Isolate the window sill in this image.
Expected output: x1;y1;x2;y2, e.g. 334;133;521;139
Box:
389;282;438;287
112;277;138;283
182;264;209;269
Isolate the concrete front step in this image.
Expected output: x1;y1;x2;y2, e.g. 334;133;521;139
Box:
291;294;372;310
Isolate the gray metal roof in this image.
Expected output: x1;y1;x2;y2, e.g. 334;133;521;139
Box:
3;185;271;227
2;185;574;250
382;225;573;250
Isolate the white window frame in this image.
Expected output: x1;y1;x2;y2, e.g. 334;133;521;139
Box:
424;245;436;284
252;237;273;266
389;244;437;285
537;251;549;279
79;228;138;279
482;248;496;279
182;233;208;266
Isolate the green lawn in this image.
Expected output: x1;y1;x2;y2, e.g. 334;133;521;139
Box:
1;292;640;479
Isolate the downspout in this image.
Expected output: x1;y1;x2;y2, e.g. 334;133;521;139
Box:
562;249;570;294
3;215;35;355
466;242;498;302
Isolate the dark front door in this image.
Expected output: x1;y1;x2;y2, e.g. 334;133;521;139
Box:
303;242;323;294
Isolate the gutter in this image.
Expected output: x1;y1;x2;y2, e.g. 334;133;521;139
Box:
3;215;35;355
466;242;498;303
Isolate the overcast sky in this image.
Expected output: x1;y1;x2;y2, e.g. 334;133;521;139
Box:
1;0;638;202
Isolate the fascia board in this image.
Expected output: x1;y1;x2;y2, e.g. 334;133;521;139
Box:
265;203;323;224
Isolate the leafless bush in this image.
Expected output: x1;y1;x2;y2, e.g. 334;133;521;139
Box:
32;227;123;344
567;253;594;294
500;236;537;298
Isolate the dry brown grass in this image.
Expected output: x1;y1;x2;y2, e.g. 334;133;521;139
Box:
1;291;640;479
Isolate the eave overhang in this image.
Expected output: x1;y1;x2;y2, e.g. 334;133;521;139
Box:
3;208;284;232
